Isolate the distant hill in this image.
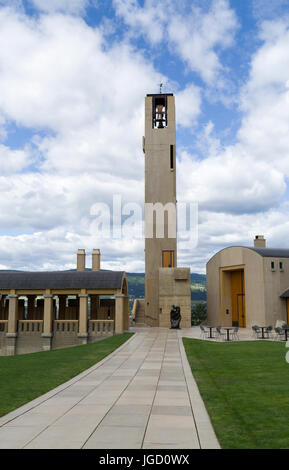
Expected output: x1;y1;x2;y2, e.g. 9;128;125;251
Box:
0;270;21;272
0;269;206;302
126;272;206;302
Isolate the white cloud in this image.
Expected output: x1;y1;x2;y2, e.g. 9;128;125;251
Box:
0;114;7;141
0;145;31;173
237;20;289;177
252;0;289;21
0;7;156;270
0;9;157;170
28;0;90;15
167;0;238;84
0;226;146;272
195;121;221;157
0;0;23;9
176;17;289;220
0;12;105;132
114;0;238;84
176;84;201;128
113;0;167;45
178;203;289;273
178;146;285;214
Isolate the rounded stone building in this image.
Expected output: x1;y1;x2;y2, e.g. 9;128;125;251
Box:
207;236;289;328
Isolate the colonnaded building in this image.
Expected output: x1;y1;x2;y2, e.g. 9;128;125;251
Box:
133;92;191;328
207;235;289;328
0;249;129;356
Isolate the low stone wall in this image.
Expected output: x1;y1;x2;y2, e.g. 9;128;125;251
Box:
89;320;114;342
16;321;44;355
52;320;80;350
0;321;8;355
0;319;116;356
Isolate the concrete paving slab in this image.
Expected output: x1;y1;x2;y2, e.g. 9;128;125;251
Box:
25;424;98;449
5;412;57;428
147;414;196;429
61;404;111;416
83;425;145;449
111;404;151;415
143;427;199;449
0;425;45;449
151;405;192;416
101;412;148;427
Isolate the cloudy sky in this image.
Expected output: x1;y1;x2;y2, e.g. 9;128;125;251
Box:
0;0;289;273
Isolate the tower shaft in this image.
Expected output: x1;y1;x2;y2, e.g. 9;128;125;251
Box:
144;94;177;326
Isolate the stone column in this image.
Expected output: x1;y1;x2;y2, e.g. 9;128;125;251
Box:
123;295;130;331
78;293;88;344
6;294;19;355
115;294;125;334
42;294;53;351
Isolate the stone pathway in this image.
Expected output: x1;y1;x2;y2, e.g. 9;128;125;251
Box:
0;328;219;449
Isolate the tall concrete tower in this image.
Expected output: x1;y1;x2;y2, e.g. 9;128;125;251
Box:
144;93;177;326
142;93;190;328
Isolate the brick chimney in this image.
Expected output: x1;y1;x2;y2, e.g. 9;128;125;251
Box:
92;249;101;272
77;249;86;271
254;235;266;248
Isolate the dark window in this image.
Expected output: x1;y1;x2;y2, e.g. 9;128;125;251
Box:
280;262;283;271
271;261;275;270
170;145;174;170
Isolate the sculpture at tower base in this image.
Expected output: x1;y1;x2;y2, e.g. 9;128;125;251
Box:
170;305;181;329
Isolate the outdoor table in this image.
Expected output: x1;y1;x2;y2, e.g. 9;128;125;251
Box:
282;326;289;341
258;326;270;339
204;326;216;339
223;327;233;342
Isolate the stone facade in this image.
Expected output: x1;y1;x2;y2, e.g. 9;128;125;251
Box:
159;268;191;328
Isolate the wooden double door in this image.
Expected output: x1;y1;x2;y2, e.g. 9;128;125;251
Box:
231;270;246;328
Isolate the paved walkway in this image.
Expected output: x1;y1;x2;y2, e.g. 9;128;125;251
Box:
0;328;219;449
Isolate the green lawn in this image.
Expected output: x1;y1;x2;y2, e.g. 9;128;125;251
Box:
0;333;133;418
183;338;289;449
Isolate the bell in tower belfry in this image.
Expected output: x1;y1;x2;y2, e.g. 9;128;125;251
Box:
153;95;168;129
142;92;191;329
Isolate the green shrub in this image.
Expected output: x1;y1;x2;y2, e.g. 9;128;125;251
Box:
191;302;207;325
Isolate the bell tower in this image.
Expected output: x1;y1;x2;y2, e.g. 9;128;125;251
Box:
143;93;177;326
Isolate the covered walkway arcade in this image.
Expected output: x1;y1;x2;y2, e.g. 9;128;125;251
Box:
0;271;129;355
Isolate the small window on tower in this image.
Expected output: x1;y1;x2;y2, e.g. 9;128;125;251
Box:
170;145;174;170
280;261;284;272
271;261;275;271
153;96;167;129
